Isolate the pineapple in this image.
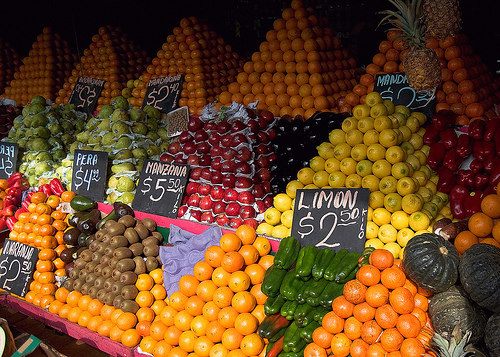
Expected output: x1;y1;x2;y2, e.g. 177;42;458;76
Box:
379;0;442;92
424;325;487;357
423;0;462;40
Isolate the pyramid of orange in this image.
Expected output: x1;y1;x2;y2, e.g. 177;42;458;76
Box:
127;16;245;116
218;0;358;120
1;27;77;106
55;25;150;112
347;30;500;125
0;38;20;96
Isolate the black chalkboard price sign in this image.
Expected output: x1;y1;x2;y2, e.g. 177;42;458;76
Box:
0;142;18;179
142;74;184;114
133;159;189;218
290;188;370;252
374;73;436;118
0;239;39;297
71;149;108;202
68;77;105;114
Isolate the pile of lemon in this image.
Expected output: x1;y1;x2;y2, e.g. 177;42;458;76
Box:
257;92;453;259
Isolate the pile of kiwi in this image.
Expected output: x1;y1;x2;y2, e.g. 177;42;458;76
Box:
63;215;163;313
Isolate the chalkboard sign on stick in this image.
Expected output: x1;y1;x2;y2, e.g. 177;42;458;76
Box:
290;188;370;252
0;142;18;179
143;74;184;114
0;239;39;297
68;77;105;115
133;159;189;218
71;149;108;202
374;72;436;118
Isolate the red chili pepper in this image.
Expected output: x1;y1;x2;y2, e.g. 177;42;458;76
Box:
436;166;456;194
449;185;469;220
465;190;483;217
469;159;483;174
432;109;456;131
456;134;473;158
27;192;35;201
439;128;458;149
21;200;30;211
39;184;53;197
457;169;475;189
473;140;495;161
469;119;486;140
423;122;441;146
443;147;461;172
484;119;500;141
475;173;490;191
49;178;65;196
5;216;17;231
427;142;447;170
0;205;17;217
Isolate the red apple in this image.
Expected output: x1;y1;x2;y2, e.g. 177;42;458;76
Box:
210;145;222;157
196;142;211;154
267;128;276;140
168;142;182;155
212;201;226;214
257;168;271;181
182;196;189;205
254;143;269;155
200;211;215;223
235;147;253;162
179;131;193;144
188;117;203;132
235;177;253;189
210;186;225;200
188;194;201;207
229;217;243;229
177;205;188;217
211;157;223;171
246;108;256;118
239;205;256;219
225;202;241;217
237;191;255;204
268;153;277;163
160;153;175;162
221;133;233;147
230;120;246;133
235;162;252;175
252;184;265;198
198;155;211;166
217;121;231;134
185;182;200;195
208;132;221;146
263;194;273;207
221;148;237;160
255;155;269;169
183;142;197;155
221;161;236;173
187;154;199;165
194;129;208;142
262;181;271;194
199;196;214;210
246;120;259;133
259;109;274;123
258;117;267;130
200;168;213;181
242;218;258;229
232;133;248;146
224;188;238;202
215;214;230;226
204;121;218;131
210;170;223;184
256;200;267;213
175;156;187;164
257;132;269;144
222;173;236;188
198;183;212;196
190;209;202;221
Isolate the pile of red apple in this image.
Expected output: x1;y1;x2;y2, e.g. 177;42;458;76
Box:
0;103;20;139
161;107;277;229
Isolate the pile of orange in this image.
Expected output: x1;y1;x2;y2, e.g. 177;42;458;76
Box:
0;38;20;96
137;225;273;357
2;27;77;106
217;0;358;119
349;30;500;124
55;25;150;112
452;183;500;255
9;191;74;308
127;16;244;115
304;249;434;357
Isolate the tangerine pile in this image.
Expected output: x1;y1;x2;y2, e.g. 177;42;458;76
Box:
217;0;358;119
137;225;273;357
453;183;500;255
0;38;20;96
304;249;433;357
349;30;500;125
55;25;150;112
2;27;78;105
9;191;74;307
128;16;245;115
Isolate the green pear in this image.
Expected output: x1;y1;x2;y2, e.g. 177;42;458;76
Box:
17;138;27;149
61;109;76;120
13;119;22;129
132;148;148;160
7;130;16;139
146;118;158;131
147;145;161;157
31;113;48;127
101;133;115;146
88;133;102;144
112;122;130;136
108;175;119;189
97;118;111;131
111;162;135;174
30;95;46;106
69;142;80;154
131;122;148;135
98;105;114;119
30;103;46;115
22;106;31;117
48;137;64;148
65;103;77;111
86;118;99;131
157;128;169;141
23;115;33;128
53;150;66;161
76;131;90;142
48;123;64;136
24;128;33;139
19;162;28;173
36;151;53;163
111;96;129;110
159;142;170;153
146;131;160;142
55;166;64;179
61;158;73;167
118;192;135;204
35;162;52;176
130;108;145;121
143;105;160;119
113;149;133;160
115;136;132;149
110;109;129;122
28;176;39;187
116;176;136;192
82;145;94;150
107;191;118;204
135;161;144;172
34;127;50;139
60;133;74;146
60;120;74;132
30;138;51;151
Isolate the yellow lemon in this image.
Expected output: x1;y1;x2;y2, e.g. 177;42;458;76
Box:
363;129;380;146
371;103;389;119
286;180;304;199
378;129;399;148
385;146;406;164
367;207;373;221
420;144;430;157
397;176;418;196
412;171;428;187
422;202;439;219
405;154;421;171
280;209;293;228
362;175;380;192
317;142;336;159
341;117;359;132
373;115;393;131
417;186;433;203
391;211;409;230
425;180;437;195
333;142;352;161
367;144;387;162
312;170;330;188
409;211;431;231
372;207;392;226
419;165;432;180
409;133;423;150
397;228;414;247
383;99;395;115
271;224;289;239
273;193;293;212
401;194;423;214
372;159;392;179
256;222;274;236
329;129;346;145
410;111;427;125
400;141;415;156
351;144;368;161
431;196;445;211
383;242;401;259
429;174;439;185
378;224;398;243
356;160;373;177
413;150;427;166
384;192;403;213
309;156;326;172
297;167;315;185
379;176;398;195
357;116;375;133
405;116;420;133
365;238;385;250
365;91;384;107
324;158;341;173
398;125;412;141
345;129;364;146
345;174;362;188
304;183;319;189
328;171;346;188
395;105;411;117
340;157;357;175
366;221;379;239
391;162;411;179
264;207;282;225
352;104;371;119
369;191;386;209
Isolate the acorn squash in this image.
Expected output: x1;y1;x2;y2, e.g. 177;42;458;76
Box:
401;232;459;293
459;243;500;312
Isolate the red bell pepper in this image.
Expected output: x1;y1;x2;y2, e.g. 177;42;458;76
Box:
484;119;500;141
0;205;17;217
423;122;441;146
3;194;19;208
21;200;30;211
473;140;495;161
490;166;500;186
483;157;500;174
427;142;447;170
432;109;456;131
469;119;486;140
449;185;469;220
494;127;500;156
439;128;458;149
436;166;456;194
457;169;475;189
443;147;461;172
483;185;497;196
6;172;23;187
38;184;53;197
456;134;473;158
49;178;65;196
469;159;483;174
14;207;28;220
0;216;7;231
5;216;17;231
475;173;490;190
465;190;483;217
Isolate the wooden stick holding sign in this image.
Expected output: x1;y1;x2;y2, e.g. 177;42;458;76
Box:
290;188;370;252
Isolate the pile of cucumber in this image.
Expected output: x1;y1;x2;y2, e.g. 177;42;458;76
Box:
258;236;374;357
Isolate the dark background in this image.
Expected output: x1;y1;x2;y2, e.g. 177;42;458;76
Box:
0;0;498;73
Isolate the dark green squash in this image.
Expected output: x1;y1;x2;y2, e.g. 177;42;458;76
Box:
485;312;500;357
459;243;500;312
428;285;487;344
401;232;459;293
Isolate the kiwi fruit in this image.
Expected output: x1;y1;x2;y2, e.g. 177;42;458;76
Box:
80;282;92;295
143;245;159;257
129;243;144;257
113;247;133;259
133;256;147;275
109;235;128;248
120;299;140;314
145;256;159;272
94;263;105;275
86;273;97;285
103;246;114;257
107;222;126;236
80;249;93;262
97;289;108;304
142;217;157;232
95;229;107;240
101;266;113;279
103;278;115;291
89;240;100;252
69;268;81;280
118;215;136;228
74;258;87;270
108;257;120;268
96;242;107;254
101;234;111;244
142;237;160;246
63;278;74;290
73;278;84;292
100;254;111;266
105;292;119;306
124;228;140;245
91;251;103;262
104;220;118;230
135;224;150;239
85;261;99;273
94;276;106;290
120;271;138;285
121;285;139;300
113;295;125;309
111;281;124;294
88;286;99;299
152;231;164;242
112;269;122;281
79;269;89;280
116;258;136;272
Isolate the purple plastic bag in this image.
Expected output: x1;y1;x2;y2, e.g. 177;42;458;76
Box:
159;225;222;296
